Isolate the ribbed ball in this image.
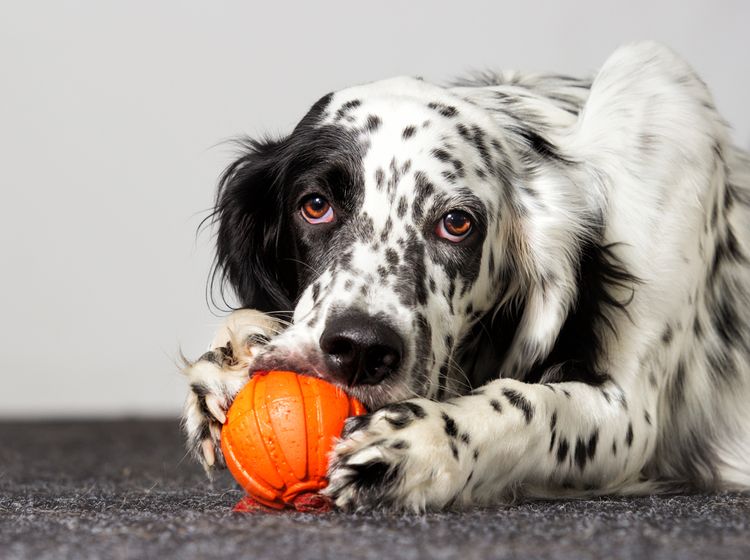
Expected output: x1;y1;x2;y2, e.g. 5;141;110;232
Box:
221;370;366;510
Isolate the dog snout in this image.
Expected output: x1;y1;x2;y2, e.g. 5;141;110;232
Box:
319;311;404;386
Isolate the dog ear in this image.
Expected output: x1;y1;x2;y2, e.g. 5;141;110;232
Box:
498;42;718;382
568;40;725;185
210;136;298;313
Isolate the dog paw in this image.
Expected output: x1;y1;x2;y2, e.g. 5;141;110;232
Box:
182;310;282;471
324;400;473;512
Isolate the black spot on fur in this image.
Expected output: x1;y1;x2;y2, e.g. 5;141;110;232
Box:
402;126;417;140
382;402;427;430
413;313;433;388
502;388;534;423
335;99;362;121
449;441;459;460
669;360;687;416
377;265;388;282
391;440;409;450
375;168;385;189
490;399;502;413
397;196;408;218
710;198;719;230
709;226;746;280
709;290;745;364
512;126;572;164
693;316;703;338
395;228;428;307
617;389;629;411
365;114;381;132
557;438;569;463
197;350;222;367
432;148;451;162
587;430;598;459
427;102;458;117
442;412;459;438
357;213;375;241
385;248;399;268
412;171;435;222
442;170;458;183
626;422;634;447
661;325;673;344
574;438;587;470
380;217;393;243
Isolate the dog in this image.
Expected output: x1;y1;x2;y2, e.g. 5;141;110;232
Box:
182;42;750;511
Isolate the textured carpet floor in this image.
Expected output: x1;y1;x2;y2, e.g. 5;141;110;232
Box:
0;420;748;560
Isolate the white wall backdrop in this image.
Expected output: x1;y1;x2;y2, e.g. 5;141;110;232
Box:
1;0;748;417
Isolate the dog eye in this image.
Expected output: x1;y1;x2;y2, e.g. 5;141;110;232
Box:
300;195;334;224
436;210;473;242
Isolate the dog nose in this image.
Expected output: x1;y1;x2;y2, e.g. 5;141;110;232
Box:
319;312;404;386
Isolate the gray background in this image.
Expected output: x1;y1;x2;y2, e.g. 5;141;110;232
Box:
1;0;748;418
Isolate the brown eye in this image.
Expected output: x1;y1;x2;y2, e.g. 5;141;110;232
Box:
436;211;473;242
301;195;334;224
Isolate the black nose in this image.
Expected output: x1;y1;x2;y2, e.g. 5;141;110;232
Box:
319;312;404;386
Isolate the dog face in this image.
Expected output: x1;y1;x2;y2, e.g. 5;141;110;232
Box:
213;77;528;408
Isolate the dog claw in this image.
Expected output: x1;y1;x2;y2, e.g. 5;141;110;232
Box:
206;394;227;424
201;439;216;467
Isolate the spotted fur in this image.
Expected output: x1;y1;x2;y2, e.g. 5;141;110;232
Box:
183;42;750;510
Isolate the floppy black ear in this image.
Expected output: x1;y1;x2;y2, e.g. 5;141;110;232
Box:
211;137;298;313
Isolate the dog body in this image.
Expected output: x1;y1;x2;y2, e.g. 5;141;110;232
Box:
183;42;750;511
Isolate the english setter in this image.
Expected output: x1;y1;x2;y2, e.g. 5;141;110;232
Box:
183;42;750;511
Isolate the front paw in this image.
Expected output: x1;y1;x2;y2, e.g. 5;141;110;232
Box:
182;310;282;472
182;349;247;471
325;400;473;512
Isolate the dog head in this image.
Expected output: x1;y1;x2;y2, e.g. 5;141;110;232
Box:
210;76;590;408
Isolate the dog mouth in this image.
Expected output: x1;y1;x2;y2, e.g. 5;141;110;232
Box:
249;341;418;411
249;345;328;381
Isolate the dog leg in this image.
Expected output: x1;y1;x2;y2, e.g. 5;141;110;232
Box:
326;377;655;511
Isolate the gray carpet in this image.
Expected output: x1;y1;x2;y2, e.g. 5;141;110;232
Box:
0;420;748;560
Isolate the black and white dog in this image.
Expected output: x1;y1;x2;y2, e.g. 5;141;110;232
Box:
183;42;750;511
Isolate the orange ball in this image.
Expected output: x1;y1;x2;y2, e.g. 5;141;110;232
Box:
221;370;366;511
